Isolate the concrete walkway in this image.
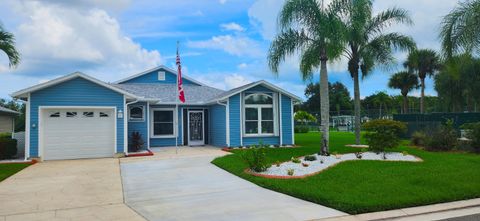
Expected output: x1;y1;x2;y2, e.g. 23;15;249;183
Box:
120;146;346;221
0;158;144;221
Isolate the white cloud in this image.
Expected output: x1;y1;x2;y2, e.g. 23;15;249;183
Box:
248;0;285;40
219;0;227;4
187;35;263;57
194;72;253;90
1;0;162;81
237;63;248;69
220;22;246;32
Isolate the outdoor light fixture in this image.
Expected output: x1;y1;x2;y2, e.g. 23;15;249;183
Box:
117;110;123;119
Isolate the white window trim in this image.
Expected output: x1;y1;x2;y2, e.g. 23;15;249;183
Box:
158;71;166;81
150;108;176;138
129;105;145;122
243;93;277;137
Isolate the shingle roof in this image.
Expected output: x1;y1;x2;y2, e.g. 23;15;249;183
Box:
0;106;19;115
113;83;226;104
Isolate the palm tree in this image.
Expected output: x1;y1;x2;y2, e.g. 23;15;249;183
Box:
388;71;419;114
268;0;345;155
440;0;480;58
333;0;416;144
0;23;20;68
404;49;441;113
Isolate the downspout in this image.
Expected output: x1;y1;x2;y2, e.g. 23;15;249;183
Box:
216;100;229;147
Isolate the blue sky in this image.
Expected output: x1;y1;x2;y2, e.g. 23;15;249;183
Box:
0;0;460;100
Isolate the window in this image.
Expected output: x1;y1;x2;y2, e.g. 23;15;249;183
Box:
129;106;144;121
66;112;77;117
158;71;165;81
99;112;109;117
151;109;175;137
244;93;275;135
49;112;60;118
83;112;94;117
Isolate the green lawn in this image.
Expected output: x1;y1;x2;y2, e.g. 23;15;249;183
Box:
212;132;480;214
0;163;30;182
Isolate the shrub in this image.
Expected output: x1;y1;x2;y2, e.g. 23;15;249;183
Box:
294;125;309;133
129;131;145;152
0;133;11;139
0;137;17;160
291;157;301;163
411;131;427;146
363;119;407;153
304;155;317;161
425;120;457;151
287;168;294;176
462;122;480;153
355;152;362;159
240;145;270;172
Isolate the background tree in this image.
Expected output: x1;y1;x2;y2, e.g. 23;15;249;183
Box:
333;0;416;144
268;0;345;155
303;81;352;116
388;71;419;113
440;0;480;58
0;98;25;132
0;23;20;68
294;111;317;124
404;49;441;113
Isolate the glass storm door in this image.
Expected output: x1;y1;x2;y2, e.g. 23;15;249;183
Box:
188;111;204;146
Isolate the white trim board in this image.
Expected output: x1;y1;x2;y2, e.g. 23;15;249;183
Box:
114;65;206;86
149;107;177;138
11;72;138;99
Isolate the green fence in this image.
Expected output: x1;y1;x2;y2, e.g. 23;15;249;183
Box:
393;112;480;137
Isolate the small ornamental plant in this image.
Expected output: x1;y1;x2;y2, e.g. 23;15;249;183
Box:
275;160;281;167
355;152;363;159
287;168;295;176
304;155;317;161
291;157;301;163
302;163;309;167
240;144;271;172
402;151;409;156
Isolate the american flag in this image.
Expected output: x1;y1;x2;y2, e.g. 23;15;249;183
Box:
176;45;186;103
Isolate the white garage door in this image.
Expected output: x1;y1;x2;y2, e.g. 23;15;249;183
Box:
41;108;115;160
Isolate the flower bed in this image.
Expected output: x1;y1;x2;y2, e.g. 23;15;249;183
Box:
247;152;422;179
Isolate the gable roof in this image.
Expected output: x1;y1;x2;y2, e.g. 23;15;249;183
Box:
209;80;302;103
11;72;138;99
0;106;19;115
114;65;206;86
113;83;225;105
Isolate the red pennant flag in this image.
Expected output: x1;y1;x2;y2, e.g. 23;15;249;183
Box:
176;46;186;103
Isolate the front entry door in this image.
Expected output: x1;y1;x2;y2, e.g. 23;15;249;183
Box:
188;111;204;146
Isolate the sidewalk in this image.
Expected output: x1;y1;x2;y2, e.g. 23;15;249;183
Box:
318;198;480;221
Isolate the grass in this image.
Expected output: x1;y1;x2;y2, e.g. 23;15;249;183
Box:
211;132;480;214
0;163;30;182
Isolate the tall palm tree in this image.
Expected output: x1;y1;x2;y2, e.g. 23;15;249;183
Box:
268;0;345;155
404;49;441;113
333;0;416;144
388;71;419;114
440;0;480;58
0;23;20;68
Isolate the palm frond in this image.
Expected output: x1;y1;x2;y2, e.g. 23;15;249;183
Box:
299;41;323;81
0;24;20;68
366;7;413;38
278;0;323;32
268;28;311;74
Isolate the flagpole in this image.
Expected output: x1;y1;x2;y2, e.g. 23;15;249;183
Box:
175;41;179;155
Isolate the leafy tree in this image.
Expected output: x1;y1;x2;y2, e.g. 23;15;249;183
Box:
0;23;20;68
333;0;416;144
440;0;480;58
294;111;317;124
404;49;441;113
304;81;352;115
388;71;419;113
0;98;25;132
268;0;345;155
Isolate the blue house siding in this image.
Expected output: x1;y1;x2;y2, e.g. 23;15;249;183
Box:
29;77;125;157
127;102;148;150
243;137;280;146
229;94;241;147
120;69;200;85
209;104;226;147
245;85;274;93
149;105;183;147
281;94;293;145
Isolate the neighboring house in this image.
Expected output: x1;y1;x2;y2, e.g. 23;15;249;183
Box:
11;66;301;161
0;106;18;134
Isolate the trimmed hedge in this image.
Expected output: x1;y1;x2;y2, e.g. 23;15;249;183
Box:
294;125;309;133
0;137;17;160
363;119;406;153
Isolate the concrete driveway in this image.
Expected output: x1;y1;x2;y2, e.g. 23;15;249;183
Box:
0;158;144;221
121;147;346;221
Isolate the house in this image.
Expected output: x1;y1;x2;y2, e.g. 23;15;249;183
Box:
0;106;18;134
11;66;301;161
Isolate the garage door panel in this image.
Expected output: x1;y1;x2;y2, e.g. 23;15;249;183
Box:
41;109;116;160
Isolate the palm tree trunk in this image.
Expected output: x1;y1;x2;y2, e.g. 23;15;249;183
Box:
353;73;361;145
420;77;425;113
403;94;408;114
320;53;329;155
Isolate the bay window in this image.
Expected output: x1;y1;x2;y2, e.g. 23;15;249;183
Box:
244;93;275;136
